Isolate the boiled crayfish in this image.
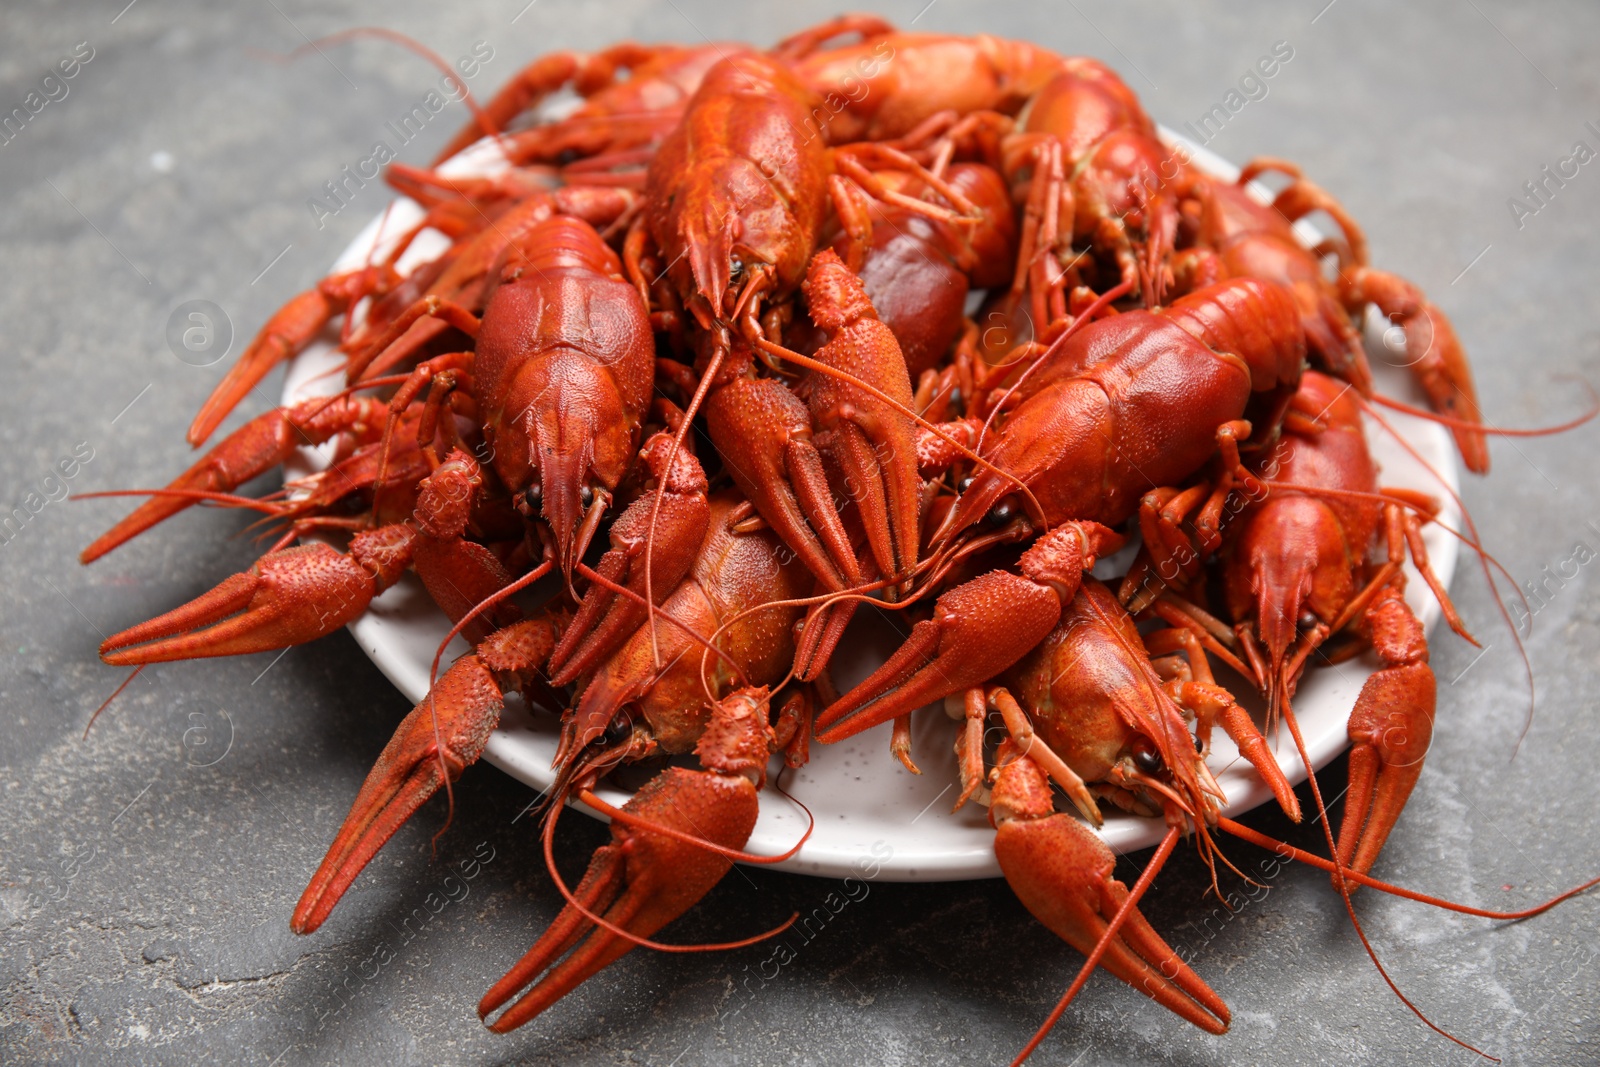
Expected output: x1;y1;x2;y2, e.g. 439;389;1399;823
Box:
78;15;1599;1064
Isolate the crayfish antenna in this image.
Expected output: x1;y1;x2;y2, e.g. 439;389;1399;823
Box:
1275;687;1498;1061
1364;372;1597;479
639;331;727;668
1364;383;1598;441
1217;816;1600;920
82;666;144;739
258;28;501;169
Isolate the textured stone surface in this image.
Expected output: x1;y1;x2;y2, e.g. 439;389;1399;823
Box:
2;1;1598;1064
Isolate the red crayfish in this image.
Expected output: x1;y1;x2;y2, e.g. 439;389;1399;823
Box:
76;15;1599;1065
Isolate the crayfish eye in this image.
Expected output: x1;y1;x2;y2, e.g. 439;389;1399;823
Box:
1193;734;1205;755
987;498;1015;526
604;714;633;746
1131;738;1164;775
520;483;542;514
957;475;975;494
579;485;595;509
1298;610;1319;632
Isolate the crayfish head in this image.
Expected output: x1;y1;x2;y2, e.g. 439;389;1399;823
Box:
695;686;777;788
1227;496;1351;695
1009;580;1216;826
1102;711;1220;830
526;399;628;581
671;168;757;323
537;444;608;581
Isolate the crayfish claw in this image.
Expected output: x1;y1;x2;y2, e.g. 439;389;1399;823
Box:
292;642;521;935
991;753;1229;1034
818;523;1118;743
482;768;756;1030
1335;663;1435;889
188;269;395;447
482;690;769;1031
1330;587;1436;889
1342;269;1488;473
545;430;710;686
477;833;632;1029
81;396;387;564
99;542;384;665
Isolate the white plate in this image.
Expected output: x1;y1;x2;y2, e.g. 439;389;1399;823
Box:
281;129;1460;881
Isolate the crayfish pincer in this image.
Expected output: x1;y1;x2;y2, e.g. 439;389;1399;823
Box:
815;520;1124;743
989;741;1229;1034
291;612;563;935
794;249;922;595
479;687;786;1032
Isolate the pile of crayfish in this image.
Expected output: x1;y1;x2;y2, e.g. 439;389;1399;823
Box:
77;16;1596;1061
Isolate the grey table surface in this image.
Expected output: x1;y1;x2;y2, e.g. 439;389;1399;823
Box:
3;1;1599;1064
